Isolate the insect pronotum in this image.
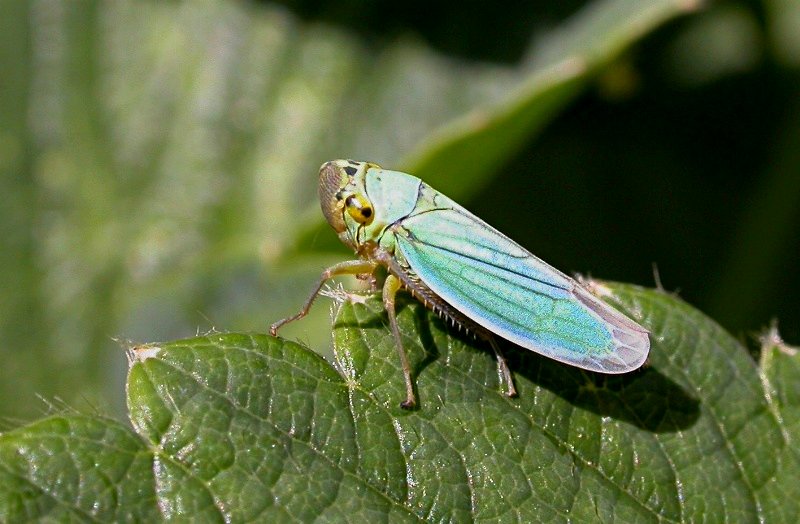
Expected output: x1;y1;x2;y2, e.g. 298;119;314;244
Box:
271;160;650;408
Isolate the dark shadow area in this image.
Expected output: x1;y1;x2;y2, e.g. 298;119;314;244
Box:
258;0;587;63
509;339;699;433
437;316;700;433
337;297;700;430
336;293;700;433
541;362;697;433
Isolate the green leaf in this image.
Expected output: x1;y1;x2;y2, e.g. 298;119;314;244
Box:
0;415;158;521
2;284;798;521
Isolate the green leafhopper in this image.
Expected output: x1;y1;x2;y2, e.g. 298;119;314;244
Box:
271;160;650;408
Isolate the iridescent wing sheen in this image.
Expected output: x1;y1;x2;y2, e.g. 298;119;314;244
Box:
392;196;649;373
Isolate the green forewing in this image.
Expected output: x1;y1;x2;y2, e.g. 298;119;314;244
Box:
382;175;649;373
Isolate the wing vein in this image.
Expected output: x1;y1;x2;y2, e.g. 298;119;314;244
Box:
400;227;570;293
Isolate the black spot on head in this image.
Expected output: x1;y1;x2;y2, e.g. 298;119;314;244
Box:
361;208;372;218
344;166;357;177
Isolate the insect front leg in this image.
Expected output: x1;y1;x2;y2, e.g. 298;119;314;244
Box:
270;259;379;336
382;274;416;409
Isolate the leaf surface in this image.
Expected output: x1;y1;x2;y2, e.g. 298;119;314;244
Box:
2;284;797;521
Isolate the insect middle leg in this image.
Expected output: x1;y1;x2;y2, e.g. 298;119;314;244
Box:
382;274;416;409
270;259;378;335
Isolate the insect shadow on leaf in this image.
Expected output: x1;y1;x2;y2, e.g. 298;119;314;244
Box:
510;349;700;433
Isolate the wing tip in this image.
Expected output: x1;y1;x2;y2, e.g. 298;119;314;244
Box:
570;283;651;373
595;328;651;374
520;328;650;375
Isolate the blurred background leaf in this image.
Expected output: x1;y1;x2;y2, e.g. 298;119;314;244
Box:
1;0;799;426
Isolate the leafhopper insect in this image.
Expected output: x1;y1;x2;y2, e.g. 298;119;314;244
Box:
271;160;649;408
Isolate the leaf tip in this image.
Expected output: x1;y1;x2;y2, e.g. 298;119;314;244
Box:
759;322;797;357
125;343;164;364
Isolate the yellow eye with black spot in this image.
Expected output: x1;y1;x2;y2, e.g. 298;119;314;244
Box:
344;194;374;225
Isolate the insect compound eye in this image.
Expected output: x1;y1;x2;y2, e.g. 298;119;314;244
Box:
344;194;375;225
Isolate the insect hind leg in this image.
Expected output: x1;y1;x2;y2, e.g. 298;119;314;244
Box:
488;336;518;398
